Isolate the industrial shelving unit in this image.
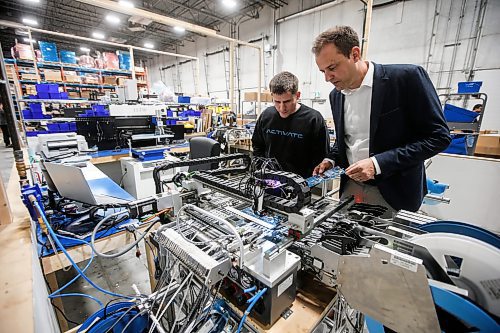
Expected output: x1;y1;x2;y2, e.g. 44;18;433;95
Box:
5;58;148;100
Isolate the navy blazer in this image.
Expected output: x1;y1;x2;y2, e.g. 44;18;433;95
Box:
327;63;451;211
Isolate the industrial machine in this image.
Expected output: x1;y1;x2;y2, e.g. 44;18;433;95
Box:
27;151;499;333
36;133;89;159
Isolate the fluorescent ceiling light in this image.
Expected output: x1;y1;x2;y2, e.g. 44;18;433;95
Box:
22;17;38;26
173;26;185;33
23;0;40;3
222;0;237;8
80;47;91;52
92;31;105;39
119;0;134;8
106;14;120;24
23;38;36;43
144;42;154;49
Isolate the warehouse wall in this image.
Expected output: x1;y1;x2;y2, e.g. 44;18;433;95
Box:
149;0;500;130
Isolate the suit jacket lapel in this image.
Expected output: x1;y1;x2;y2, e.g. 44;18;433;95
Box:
370;63;388;151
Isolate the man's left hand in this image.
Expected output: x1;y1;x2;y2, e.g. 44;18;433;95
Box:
345;158;376;182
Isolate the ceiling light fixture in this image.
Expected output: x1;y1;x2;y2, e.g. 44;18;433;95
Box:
23;38;36;43
144;42;154;49
80;47;91;52
24;0;40;3
119;0;134;8
222;0;237;8
92;31;105;39
22;17;38;26
173;26;185;33
106;14;120;24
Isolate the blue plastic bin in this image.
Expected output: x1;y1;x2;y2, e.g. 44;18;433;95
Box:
69;122;77;131
60;92;68;99
38;92;50;99
443;104;479;123
178;96;190;103
117;51;131;70
36;84;50;93
31;112;44;119
29;103;42;113
443;135;467;155
38;41;59;62
48;84;59;93
22;110;32;119
92;105;106;112
457;81;482;94
47;123;60;132
59;123;70;132
166;110;173;117
49;93;61;99
60;50;76;64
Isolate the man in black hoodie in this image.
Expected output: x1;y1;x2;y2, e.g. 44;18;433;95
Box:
252;71;330;178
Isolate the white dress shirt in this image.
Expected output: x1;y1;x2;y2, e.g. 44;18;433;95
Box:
340;61;381;174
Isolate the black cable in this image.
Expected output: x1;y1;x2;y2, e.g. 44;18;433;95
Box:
51;301;80;325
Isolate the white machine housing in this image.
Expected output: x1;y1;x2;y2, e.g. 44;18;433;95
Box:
120;155;188;199
37;133;89;159
108;103;167;117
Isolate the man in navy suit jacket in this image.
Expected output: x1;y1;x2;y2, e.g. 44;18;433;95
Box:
312;26;451;213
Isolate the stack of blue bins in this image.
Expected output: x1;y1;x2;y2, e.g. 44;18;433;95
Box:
47;122;77;133
35;83;65;99
78;105;109;117
22;103;50;120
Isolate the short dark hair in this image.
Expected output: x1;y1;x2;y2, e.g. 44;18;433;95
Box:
473;104;482;110
269;71;299;95
312;26;360;57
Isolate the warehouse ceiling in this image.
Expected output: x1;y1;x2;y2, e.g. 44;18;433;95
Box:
0;0;287;61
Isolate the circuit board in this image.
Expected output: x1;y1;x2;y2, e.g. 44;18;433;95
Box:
306;167;345;188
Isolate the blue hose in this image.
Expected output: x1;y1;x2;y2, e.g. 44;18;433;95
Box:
236;287;267;333
33;201;132;301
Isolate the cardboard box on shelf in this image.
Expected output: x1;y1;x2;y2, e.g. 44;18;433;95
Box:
68;91;80;98
65;74;81;83
475;134;500;158
103;76;117;85
44;70;62;82
80;91;91;99
116;77;129;86
244;91;273;102
84;76;99;85
11;43;34;60
21;73;38;81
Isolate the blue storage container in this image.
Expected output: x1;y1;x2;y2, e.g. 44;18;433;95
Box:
92;105;106;112
443;104;479;123
38;41;59;62
166;110;173;117
38;92;50;99
43;114;52;119
178;96;190;103
28;95;37;99
31;112;44;119
117;51;131;70
29;103;42;113
193;111;201;117
49;93;61;99
22;110;32;119
36;84;49;93
69;122;77;131
47;123;60;132
48;84;59;93
60;92;68;99
59;123;70;131
443;135;467;155
457;81;482;94
60;50;77;64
